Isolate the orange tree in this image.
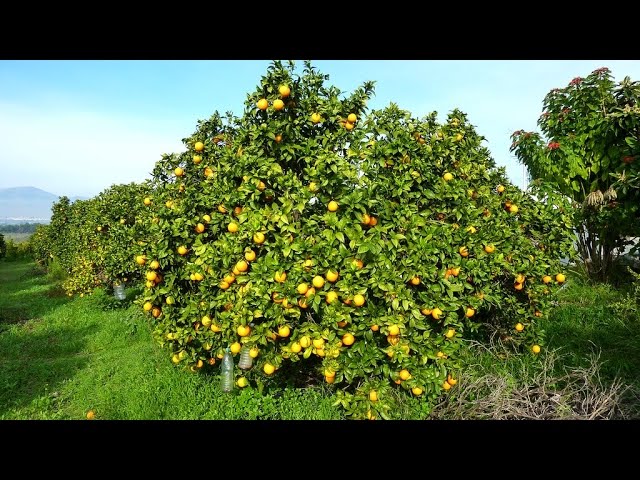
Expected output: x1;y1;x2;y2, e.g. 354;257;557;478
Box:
94;182;152;287
137;60;574;419
511;68;640;281
39;196;104;294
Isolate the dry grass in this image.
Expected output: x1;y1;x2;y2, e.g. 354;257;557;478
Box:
430;341;640;420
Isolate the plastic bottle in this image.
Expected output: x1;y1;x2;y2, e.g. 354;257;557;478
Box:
238;346;253;370
220;348;234;392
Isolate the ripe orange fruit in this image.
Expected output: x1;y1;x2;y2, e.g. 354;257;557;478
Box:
345;121;355;131
237;325;251;337
303;258;313;270
542;275;552;284
369;216;378;226
465;307;475;318
509;205;519;214
219;281;230;290
311;113;322;124
447;375;457;386
445;328;455;339
326;270;339;283
236;260;249;273
410;276;421;286
431;308;443;320
328;200;339;212
442;381;452;391
399;369;411;381
296;283;309;295
174;167;184;177
253;232;265;244
371;324;379;332
387;335;399;346
274;271;287;283
228;222;239;233
177;246;188;255
290;342;302;353
353;294;365;307
325;375;335;384
257;180;266;191
143;197;152;206
484;245;495;254
326;291;338;304
194;141;204;152
353;259;364;269
86;410;95;420
347;113;357;123
443;172;454;181
342;333;355;346
515;323;524;332
305;287;316;298
312;338;325;349
411;387;423;396
388;325;400;336
278;325;291;338
230;342;242;354
195;223;205;233
257;98;268;110
362;213;371;225
312;276;325;289
151;307;162;318
263;363;275;375
421;308;432;316
243;250;256;262
274;134;282;143
556;273;566;283
278;85;291;98
459;246;469;257
299;336;311;348
249;347;259;358
273;99;285;111
193;155;202;164
135;255;146;266
143;302;153;312
534;310;543;318
532;344;541;354
514;282;524;291
515;274;525;284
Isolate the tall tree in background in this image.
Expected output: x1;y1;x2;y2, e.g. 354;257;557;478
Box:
511;67;640;281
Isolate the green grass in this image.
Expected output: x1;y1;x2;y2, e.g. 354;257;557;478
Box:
2;259;638;420
543;279;640;386
0;260;341;420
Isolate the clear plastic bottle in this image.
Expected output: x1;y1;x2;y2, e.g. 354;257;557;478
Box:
238;346;253;370
220;348;234;393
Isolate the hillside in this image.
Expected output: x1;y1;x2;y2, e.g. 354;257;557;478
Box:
0;187;86;223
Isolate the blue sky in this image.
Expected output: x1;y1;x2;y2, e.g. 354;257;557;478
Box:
1;60;639;197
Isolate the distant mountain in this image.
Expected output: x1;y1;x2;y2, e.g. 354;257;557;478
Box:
0;187;88;223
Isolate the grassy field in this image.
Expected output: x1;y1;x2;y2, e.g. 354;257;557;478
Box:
0;232;31;244
1;259;638;420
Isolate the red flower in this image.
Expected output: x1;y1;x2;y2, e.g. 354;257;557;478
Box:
569;77;583;86
593;67;610;75
548;142;561;150
512;129;525;137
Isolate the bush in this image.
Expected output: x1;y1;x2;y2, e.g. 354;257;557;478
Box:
135;61;575;419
